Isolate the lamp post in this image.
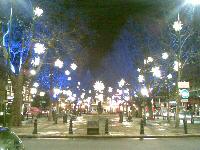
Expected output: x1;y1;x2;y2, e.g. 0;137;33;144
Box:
172;0;200;128
173;14;184;128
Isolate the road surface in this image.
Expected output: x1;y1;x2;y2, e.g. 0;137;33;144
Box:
22;138;200;150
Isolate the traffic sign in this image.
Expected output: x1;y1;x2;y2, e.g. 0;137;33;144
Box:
180;89;189;99
178;82;190;89
181;99;188;103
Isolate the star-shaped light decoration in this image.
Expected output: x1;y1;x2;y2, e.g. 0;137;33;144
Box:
70;63;77;70
34;7;43;17
34;43;46;54
54;59;63;68
108;87;113;93
65;70;70;76
31;57;40;67
151;66;161;78
173;14;183;32
141;87;149;97
138;75;145;83
162;52;169;60
33;82;39;88
118;79;125;88
93;81;105;93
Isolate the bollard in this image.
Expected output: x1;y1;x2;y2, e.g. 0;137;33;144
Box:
119;112;123;123
143;116;146;126
54;115;58;124
183;118;188;134
140;118;144;135
191;115;194;124
105;118;109;134
32;119;37;134
63;114;67;123
69;118;73;134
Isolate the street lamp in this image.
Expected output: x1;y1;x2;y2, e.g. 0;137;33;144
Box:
186;0;200;5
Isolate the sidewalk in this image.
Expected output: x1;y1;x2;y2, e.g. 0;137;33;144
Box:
11;114;200;138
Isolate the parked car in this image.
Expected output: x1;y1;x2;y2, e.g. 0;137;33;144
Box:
0;127;25;150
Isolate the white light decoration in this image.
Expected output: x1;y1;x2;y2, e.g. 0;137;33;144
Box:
34;43;46;54
144;59;147;65
78;82;81;85
65;70;70;76
30;88;37;95
118;79;125;88
137;68;141;72
173;61;181;71
68;77;72;81
54;59;63;68
147;57;154;63
31;57;40;67
95;94;104;102
108;87;113;93
173;14;183;32
81;93;85;99
138;75;145;83
33;82;39;87
53;88;61;95
66;90;72;96
40;92;45;97
151;66;161;78
93;81;105;93
34;7;43;17
117;89;122;95
70;63;77;70
167;74;173;79
89;90;92;94
162;52;169;60
141;87;149;97
30;69;36;75
186;0;200;5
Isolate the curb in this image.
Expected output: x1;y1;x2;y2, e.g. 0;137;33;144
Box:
18;134;200;139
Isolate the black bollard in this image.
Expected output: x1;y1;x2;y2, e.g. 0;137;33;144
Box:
191;115;194;124
63;114;67;123
32;119;37;134
119;112;123;123
183;118;188;134
143;116;146;126
54;115;58;124
69;118;73;134
140;118;144;135
105;118;109;134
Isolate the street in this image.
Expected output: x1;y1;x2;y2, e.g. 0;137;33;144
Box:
22;138;200;150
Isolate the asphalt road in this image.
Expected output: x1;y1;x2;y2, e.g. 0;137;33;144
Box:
23;138;200;150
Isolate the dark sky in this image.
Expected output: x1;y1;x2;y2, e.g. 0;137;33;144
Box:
1;0;190;89
73;0;173;70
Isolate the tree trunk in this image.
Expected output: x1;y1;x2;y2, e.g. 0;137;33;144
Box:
147;100;153;119
11;74;24;126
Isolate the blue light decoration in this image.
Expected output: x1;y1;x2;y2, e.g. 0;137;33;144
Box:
2;1;32;74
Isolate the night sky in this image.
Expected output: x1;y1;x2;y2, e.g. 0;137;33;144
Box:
1;0;199;91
